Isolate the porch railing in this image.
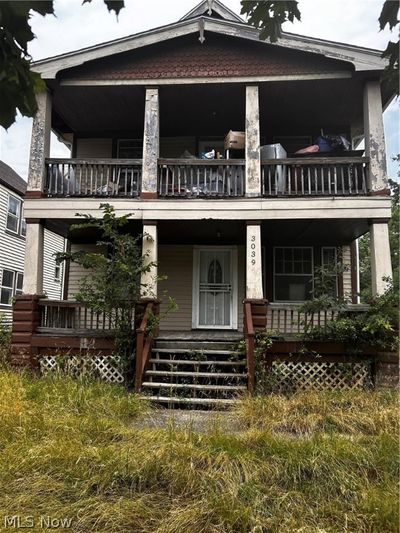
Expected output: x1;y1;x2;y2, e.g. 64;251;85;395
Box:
158;159;245;197
44;159;142;197
261;157;369;197
267;303;369;335
37;300;134;334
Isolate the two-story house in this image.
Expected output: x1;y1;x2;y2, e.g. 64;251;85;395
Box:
0;161;65;325
11;0;394;403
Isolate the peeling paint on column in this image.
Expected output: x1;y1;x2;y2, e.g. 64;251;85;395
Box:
370;222;392;295
245;85;261;196
28;91;51;192
142;88;159;194
141;224;158;297
363;81;388;192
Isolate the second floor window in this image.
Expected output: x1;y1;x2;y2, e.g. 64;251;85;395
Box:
6;195;25;237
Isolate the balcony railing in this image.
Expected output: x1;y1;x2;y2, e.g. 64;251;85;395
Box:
158;159;245;197
262;157;369;197
45;159;142;197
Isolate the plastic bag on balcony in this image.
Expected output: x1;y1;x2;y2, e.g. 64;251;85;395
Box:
200;149;215;160
295;144;320;154
315;135;350;152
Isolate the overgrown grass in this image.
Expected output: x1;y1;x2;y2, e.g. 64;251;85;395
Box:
0;367;398;532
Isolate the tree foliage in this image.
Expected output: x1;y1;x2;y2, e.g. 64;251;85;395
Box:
0;0;123;129
55;204;154;364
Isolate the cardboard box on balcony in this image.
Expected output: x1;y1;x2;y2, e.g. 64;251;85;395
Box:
224;130;245;150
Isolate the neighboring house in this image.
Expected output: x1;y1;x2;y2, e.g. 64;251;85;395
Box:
11;0;394;399
0;161;65;325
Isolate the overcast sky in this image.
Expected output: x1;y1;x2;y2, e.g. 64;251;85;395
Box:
0;0;398;179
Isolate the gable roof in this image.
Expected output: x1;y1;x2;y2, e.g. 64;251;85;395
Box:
180;0;244;23
33;2;387;79
0;161;26;197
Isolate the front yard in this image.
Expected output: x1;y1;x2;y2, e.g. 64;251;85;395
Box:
0;368;398;532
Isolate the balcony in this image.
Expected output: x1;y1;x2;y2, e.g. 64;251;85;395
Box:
44;156;369;199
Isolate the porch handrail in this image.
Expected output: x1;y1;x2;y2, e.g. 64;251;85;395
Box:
44;158;142;197
134;301;158;393
243;301;255;394
158;158;245;197
261;156;369;197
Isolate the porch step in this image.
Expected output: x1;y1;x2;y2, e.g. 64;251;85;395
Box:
142;382;246;391
141;337;248;409
148;358;246;366
142;396;239;407
146;370;246;379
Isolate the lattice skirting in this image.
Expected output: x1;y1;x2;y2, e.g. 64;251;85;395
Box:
39;355;125;384
269;361;371;392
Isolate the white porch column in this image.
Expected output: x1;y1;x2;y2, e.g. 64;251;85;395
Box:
27;90;52;195
22;221;44;294
246;222;263;299
245;85;261;197
141;222;158;298
363;81;388;193
141;87;159;198
370;221;393;295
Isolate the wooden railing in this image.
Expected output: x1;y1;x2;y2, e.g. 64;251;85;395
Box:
45;159;142;197
158;159;245;197
37;300;133;334
261;157;369;197
267;303;369;335
134;301;159;393
243;301;255;394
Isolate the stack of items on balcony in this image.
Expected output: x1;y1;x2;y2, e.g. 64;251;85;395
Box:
295;134;351;154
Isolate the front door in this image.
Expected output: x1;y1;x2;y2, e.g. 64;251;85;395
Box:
193;247;237;329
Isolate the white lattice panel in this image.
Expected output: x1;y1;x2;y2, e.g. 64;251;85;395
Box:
270;361;370;391
39;355;125;383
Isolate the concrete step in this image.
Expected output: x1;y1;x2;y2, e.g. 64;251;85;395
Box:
142;396;238;407
142;382;246;391
146;370;247;379
148;358;246;366
154;341;240;351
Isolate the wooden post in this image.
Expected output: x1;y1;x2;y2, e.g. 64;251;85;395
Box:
141;222;158;298
141;87;159;198
26;90;52;197
245;85;261;197
246;222;263;299
370;221;393;295
10;295;41;368
363;81;388;194
350;240;360;304
23;220;44;295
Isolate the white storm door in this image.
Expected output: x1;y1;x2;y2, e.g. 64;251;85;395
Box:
193;248;237;329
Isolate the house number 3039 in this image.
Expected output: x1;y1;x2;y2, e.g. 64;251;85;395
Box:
250;235;257;265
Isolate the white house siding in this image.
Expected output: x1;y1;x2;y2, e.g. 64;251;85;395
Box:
42;229;66;300
75;138;113;158
0;184;25;325
67;244;106;298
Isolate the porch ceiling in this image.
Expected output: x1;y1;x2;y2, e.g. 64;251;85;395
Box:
52;77;364;139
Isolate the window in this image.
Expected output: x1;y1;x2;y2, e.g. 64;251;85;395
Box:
117;139;143;159
321;247;338;297
0;270;23;306
274;247;313;302
6;195;25;237
54;263;61;282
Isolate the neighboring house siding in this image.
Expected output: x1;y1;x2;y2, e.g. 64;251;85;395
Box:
75;138;112;158
0;183;25;325
43;229;65;300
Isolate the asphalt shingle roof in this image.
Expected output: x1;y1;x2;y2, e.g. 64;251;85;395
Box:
0;161;27;197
